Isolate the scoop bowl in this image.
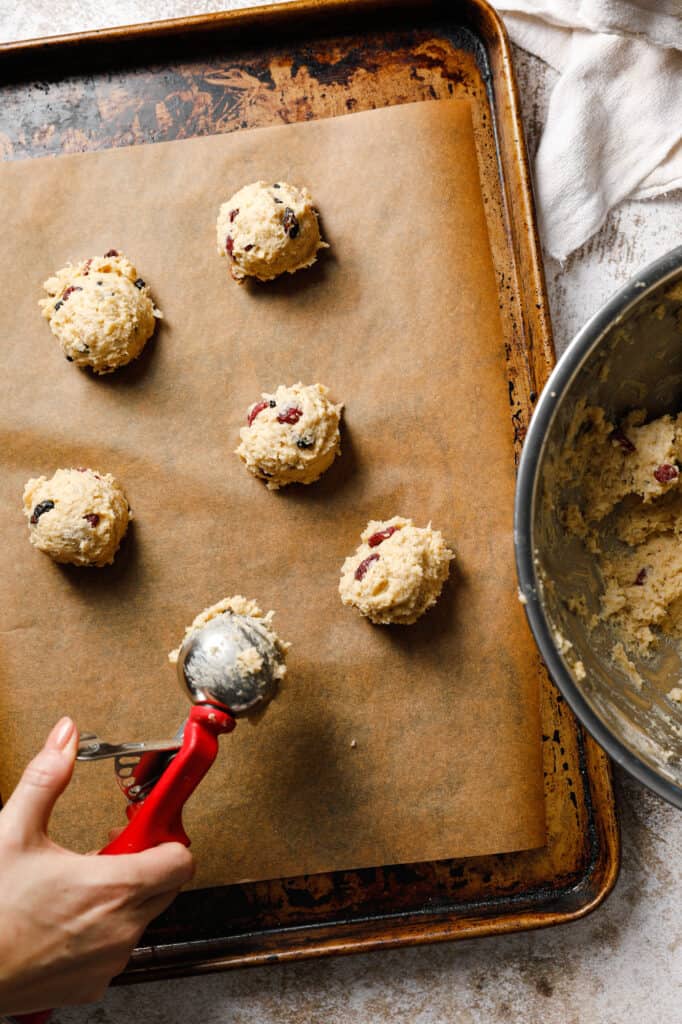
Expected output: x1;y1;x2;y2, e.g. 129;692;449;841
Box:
176;612;282;716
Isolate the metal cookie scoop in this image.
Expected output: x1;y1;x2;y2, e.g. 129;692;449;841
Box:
73;610;284;854
77;611;283;759
176;611;282;714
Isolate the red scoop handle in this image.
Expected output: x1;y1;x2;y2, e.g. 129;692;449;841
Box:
14;704;235;1024
102;704;235;853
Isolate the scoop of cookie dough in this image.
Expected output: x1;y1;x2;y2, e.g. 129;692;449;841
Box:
216;181;327;282
168;595;289;702
339;516;454;625
236;382;342;490
23;467;131;567
39;250;162;373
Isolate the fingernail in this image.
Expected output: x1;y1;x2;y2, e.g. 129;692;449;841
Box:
48;716;75;751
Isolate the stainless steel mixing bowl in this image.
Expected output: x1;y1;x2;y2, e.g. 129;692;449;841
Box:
515;245;682;809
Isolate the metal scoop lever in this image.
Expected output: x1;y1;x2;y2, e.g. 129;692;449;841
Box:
77;731;184;762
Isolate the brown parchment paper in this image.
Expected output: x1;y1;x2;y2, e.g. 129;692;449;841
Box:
0;99;545;888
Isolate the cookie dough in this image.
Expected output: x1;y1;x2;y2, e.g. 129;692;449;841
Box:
168;595;289;685
23;467;131;567
216;181;327;282
39;250;162;373
236;382;342;490
561;402;682;650
339;516;454;625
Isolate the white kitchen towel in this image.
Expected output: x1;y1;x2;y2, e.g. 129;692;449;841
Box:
493;1;682;259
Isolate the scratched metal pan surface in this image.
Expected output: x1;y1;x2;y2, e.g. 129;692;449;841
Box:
0;0;619;979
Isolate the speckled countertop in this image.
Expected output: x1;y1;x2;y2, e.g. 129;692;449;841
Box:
3;4;681;1022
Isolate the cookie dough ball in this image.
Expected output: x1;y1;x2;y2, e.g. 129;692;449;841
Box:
39;250;162;373
168;595;289;696
216;181;327;282
339;517;454;625
23;467;131;567
236;382;342;490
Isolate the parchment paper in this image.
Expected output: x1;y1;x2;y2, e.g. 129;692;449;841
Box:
0;99;545;888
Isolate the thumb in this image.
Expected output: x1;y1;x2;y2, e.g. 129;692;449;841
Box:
0;717;78;844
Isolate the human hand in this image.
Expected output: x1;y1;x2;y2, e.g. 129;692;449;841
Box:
0;717;194;1014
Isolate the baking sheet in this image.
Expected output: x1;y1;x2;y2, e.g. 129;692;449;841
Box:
0;98;544;888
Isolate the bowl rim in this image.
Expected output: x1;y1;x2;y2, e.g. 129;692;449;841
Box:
515;244;682;810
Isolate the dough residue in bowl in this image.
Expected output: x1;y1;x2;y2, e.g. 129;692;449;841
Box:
561;399;682;655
